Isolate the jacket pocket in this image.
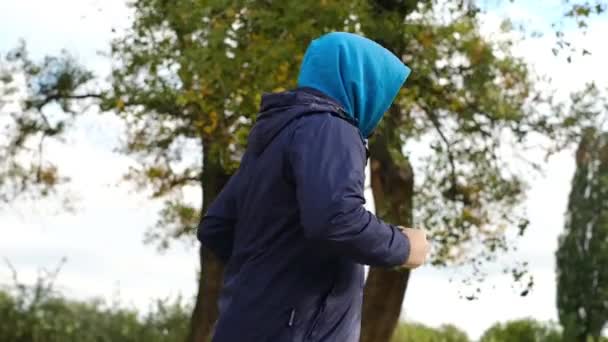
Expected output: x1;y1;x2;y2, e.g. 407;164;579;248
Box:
305;301;326;340
305;277;338;341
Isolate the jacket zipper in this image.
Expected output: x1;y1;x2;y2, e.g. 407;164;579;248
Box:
288;308;296;327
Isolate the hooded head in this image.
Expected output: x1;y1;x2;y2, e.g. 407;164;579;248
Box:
297;32;411;138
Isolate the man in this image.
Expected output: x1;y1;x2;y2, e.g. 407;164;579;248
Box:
198;32;429;342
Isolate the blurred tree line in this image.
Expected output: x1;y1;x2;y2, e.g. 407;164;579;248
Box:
0;275;189;342
0;0;607;341
2;278;607;342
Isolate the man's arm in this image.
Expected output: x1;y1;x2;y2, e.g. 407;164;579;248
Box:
197;173;238;263
288;114;410;267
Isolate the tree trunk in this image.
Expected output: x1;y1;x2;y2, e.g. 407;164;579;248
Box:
361;132;414;342
188;247;223;342
187;142;231;342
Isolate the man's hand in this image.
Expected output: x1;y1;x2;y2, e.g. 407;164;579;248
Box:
398;227;430;269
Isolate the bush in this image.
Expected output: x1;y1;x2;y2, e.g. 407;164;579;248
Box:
0;281;190;342
479;319;562;342
391;322;470;342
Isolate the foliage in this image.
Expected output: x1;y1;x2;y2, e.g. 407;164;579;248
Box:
357;1;595;296
1;267;606;342
479;319;563;342
557;126;608;342
104;0;364;248
554;0;607;60
391;322;470;342
0;268;190;342
2;0;590;273
0;41;97;205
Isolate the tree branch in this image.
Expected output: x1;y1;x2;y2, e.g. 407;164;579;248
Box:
425;108;458;187
151;173;202;198
35;93;103;111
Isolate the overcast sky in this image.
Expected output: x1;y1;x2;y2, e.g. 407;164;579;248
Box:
1;0;607;340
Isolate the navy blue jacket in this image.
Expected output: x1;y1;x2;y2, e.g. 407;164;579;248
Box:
198;88;410;342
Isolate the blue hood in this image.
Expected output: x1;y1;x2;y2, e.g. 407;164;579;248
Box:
297;32;411;138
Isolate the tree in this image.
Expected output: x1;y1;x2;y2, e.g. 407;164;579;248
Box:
104;2;356;340
557;121;608;342
0;43;96;206
358;1;578;338
479;319;562;342
1;1;596;341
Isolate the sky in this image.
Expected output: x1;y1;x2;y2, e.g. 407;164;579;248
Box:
1;0;607;340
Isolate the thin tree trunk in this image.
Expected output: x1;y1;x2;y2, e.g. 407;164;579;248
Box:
188;247;223;342
187;142;231;342
361;131;414;342
362;268;410;342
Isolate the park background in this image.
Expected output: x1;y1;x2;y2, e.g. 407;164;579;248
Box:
1;0;607;341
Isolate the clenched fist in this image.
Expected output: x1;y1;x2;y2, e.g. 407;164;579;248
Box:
398;227;430;269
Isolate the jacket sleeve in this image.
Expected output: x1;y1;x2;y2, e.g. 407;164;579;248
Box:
288;114;410;267
197;173;238;263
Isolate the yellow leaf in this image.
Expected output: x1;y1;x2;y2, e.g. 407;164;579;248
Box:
200;85;212;97
276;62;290;83
417;32;433;48
116;98;125;111
204;111;219;135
